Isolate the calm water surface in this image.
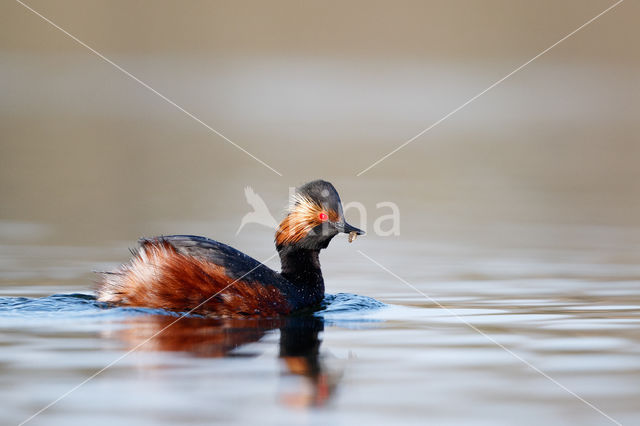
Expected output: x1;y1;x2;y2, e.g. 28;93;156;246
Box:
1;220;639;426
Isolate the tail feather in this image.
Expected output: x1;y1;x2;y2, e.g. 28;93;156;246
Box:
96;240;292;317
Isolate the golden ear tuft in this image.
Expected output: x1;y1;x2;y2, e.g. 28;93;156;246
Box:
276;193;328;246
288;193;318;213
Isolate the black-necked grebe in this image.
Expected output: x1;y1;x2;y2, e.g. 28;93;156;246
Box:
97;180;364;317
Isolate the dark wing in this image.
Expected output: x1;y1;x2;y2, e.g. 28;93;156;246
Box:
139;235;285;286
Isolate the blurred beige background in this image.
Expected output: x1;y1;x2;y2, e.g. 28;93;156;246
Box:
1;0;638;251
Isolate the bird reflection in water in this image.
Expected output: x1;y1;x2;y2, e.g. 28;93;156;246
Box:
106;314;339;407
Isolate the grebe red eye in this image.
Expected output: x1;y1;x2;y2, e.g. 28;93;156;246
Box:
318;212;328;222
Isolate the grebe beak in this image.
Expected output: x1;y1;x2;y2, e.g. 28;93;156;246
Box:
339;222;365;236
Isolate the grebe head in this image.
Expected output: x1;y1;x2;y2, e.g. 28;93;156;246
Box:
275;180;364;251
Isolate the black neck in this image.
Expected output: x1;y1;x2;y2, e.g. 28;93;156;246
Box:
278;246;325;306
